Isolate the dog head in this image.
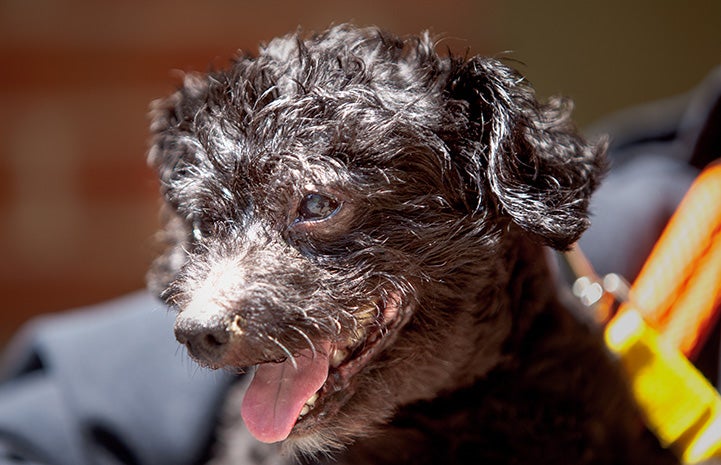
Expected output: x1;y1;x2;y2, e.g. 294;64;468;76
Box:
147;25;605;454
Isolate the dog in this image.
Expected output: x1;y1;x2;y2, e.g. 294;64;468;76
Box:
146;24;679;464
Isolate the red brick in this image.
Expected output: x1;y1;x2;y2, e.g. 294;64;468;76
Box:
76;157;159;203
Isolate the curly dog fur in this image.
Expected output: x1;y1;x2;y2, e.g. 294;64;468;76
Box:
147;24;678;464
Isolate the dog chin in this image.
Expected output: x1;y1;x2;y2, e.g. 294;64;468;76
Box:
281;426;348;458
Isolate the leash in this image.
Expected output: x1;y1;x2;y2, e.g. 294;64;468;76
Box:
564;161;721;464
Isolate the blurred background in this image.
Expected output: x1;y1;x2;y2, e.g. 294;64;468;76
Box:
1;0;720;346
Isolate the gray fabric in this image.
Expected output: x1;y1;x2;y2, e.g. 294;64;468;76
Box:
581;66;721;282
0;292;236;465
580;154;698;281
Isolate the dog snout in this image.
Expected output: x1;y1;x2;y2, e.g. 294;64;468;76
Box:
174;309;232;363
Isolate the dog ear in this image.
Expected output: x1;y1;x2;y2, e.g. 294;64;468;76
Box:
147;73;209;186
445;57;607;250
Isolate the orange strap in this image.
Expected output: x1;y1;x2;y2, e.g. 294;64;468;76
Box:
620;162;721;358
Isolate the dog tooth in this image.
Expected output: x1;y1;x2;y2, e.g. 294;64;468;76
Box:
331;349;348;367
300;404;311;417
353;326;367;342
306;392;319;407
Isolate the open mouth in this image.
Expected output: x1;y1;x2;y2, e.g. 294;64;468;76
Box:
239;293;407;443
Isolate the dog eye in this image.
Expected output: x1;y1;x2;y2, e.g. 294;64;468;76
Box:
296;193;340;223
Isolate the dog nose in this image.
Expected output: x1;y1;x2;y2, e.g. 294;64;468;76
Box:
174;311;231;362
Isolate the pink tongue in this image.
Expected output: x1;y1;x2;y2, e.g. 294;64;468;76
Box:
241;343;331;443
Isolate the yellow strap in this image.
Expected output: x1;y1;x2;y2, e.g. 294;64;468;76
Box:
605;310;721;463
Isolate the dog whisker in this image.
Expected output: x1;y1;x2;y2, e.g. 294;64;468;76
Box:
266;334;298;370
289;325;317;359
